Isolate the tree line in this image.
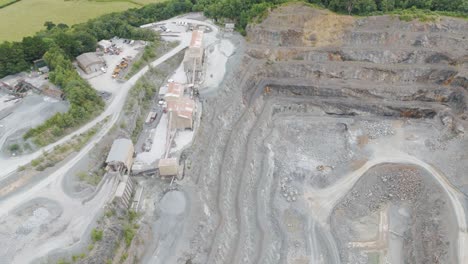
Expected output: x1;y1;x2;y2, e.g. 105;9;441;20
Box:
194;0;467;33
6;0;193;146
0;0;465;145
22;46;105;146
0;0;194;78
310;0;468;15
0;0;468;78
0;0;465;78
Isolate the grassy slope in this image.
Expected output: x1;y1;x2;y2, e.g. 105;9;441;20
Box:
0;0;164;41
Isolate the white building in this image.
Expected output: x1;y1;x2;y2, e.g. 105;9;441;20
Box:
98;39;112;51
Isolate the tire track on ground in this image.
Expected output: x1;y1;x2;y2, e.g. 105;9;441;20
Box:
233;98;274;263
206;60;261;264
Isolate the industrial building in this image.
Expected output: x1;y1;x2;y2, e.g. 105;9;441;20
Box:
167;97;195;130
113;175;134;209
165;82;184;103
76;52;105;74
183;30;204;73
158;158;178;177
98;39;112;52
105;138;134;173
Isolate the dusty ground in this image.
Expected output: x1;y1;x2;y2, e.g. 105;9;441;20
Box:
0;15;198;264
0;6;467;264
331;164;458;263
0;92;68;158
161;4;468;264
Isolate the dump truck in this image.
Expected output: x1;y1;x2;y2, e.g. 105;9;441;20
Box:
112;67;121;78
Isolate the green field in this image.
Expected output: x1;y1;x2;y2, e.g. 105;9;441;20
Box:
0;0;17;5
0;0;164;42
0;0;17;6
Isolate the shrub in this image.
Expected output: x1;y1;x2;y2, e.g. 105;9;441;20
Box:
120;252;128;263
9;143;20;152
123;224;135;247
57;259;70;264
91;228;103;242
23;142;32;151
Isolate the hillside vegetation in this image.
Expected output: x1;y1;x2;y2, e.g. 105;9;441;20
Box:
0;0;465;146
194;0;467;33
1;0;193;146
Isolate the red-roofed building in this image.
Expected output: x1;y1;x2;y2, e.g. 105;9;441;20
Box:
168;97;195;130
164;82;184;102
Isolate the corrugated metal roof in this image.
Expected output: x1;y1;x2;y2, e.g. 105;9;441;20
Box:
165;82;184;99
106;138;133;164
76;52;102;68
98;39;112;49
174;97;194;119
190;30;203;48
183;46;203;60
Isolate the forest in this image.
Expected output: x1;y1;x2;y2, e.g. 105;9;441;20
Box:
194;0;467;32
310;0;467;14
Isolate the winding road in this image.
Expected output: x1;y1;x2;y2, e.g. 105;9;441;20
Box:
304;144;468;264
0;16;219;263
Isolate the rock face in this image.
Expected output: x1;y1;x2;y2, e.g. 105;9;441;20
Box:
183;3;468;264
245;4;467;115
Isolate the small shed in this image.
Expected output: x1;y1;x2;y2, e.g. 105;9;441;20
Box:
98;40;112;51
225;23;235;32
106;138;134;173
38;66;49;74
76;52;104;74
159;158;178;177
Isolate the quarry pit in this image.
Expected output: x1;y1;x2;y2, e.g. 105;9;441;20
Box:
180;4;468;264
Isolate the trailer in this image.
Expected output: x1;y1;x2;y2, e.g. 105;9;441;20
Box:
145;111;157;124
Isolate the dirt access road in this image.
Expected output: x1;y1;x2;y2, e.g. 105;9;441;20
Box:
0;15;221;179
177;4;467;264
0;16;218;264
305;144;468;263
